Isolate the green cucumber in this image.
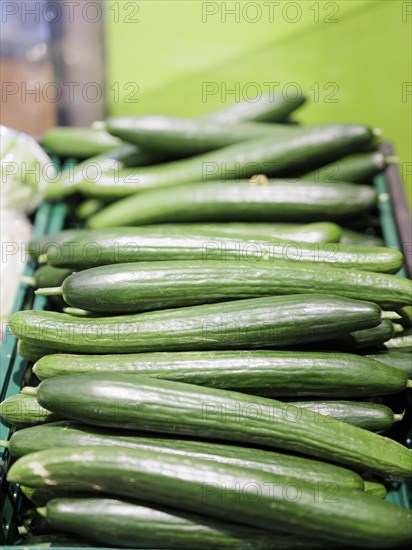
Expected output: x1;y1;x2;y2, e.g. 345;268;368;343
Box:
8;445;412;547
45;144;161;200
28;229;85;262
32;349;408;397
40;127;125;158
75;198;106;219
366;351;412;376
200;91;306;123
385;329;412;352
78;124;376;198
106;115;305;155
87;179;377;228
324;320;395;352
303;152;392;184
4;421;364;490
150;222;343;243
9;294;382;353
363;481;387;499
35;374;412;479
340;228;384;246
18;340;59;362
39;497;336;550
0;393;61;427
37;260;412;312
41;227;403;274
288;401;403;432
24;266;73;289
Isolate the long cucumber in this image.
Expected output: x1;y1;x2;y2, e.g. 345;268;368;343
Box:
86;179;377;228
45;144;161;200
78;125;376;198
3;421;364;490
39;497;340;550
322;320;396;352
366;351;412;376
32;350;408;397
9;295;382;353
40;127;125;158
8;445;412;547
200;91;306;123
106;115;304;155
303;152;393;183
288;401;403;432
147;222;343;243
0;393;61;427
37;260;412;312
40;227;403;274
35;374;412;479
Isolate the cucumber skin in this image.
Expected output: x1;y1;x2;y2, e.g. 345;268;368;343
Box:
40;127;124;158
366;351;412;376
33;350;407;398
18;340;58;362
33;266;73;289
58;260;412;313
155;222;343;243
289;401;396;432
0;394;60;427
303;152;388;184
201;92;306;123
43;498;333;550
363;481;388;499
8;446;412;547
36;374;412;480
17;534;91;547
43;227;403;275
28;229;84;262
106;116;303;155
87;179;377;228
9;294;382;354
340;229;384;247
7;422;364;490
78;125;375;198
324;320;395;352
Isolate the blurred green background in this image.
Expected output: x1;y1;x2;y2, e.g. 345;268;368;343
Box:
106;0;411;207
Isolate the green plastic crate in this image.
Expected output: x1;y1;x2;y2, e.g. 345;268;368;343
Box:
1;152;411;548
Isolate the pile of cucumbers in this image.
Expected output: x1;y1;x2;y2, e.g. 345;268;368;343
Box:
2;91;412;549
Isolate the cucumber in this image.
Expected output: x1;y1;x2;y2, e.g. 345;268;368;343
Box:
324;320;396;352
9;294;382;353
150;222;343;243
28;229;85;262
4;421;364;489
24;266;73;289
37;260;412;312
8;446;412;547
32;349;408;397
201;91;306;123
78;124;376;198
87;179;377;228
288;401;402;432
75;198;106;219
18;340;58;362
340;229;384;247
303;152;392;184
35;374;412;479
385;329;412;352
106;115;305;155
40;127;125;158
39;497;336;550
363;481;388;499
0;393;60;427
45;144;161;200
366;351;412;376
41;227;403;274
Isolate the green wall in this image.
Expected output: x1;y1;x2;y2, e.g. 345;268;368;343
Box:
106;0;411;206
